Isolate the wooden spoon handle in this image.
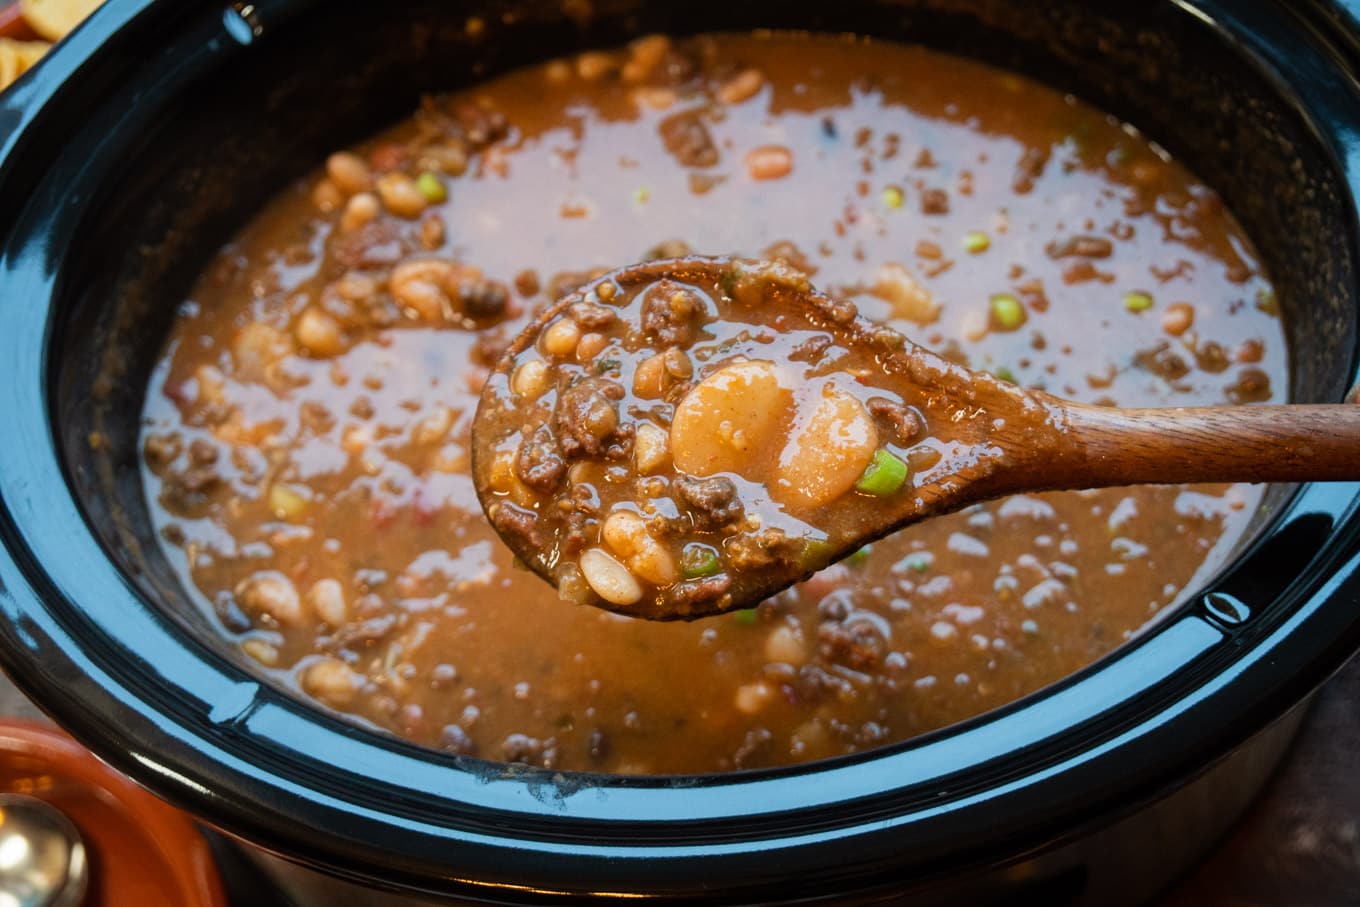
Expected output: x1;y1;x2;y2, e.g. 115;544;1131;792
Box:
1030;403;1360;488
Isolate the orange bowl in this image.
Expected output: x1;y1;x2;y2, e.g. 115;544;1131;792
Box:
0;719;227;907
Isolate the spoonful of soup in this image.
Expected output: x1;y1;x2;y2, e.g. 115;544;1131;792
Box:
472;256;1360;620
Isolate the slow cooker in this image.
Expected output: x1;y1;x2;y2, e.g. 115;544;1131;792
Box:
1;0;1359;903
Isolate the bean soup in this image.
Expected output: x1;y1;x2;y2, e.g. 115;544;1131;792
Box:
140;33;1285;773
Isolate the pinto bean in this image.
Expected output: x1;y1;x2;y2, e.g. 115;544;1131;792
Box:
326;152;373;195
376;172;428;219
718;68;765;105
745;145;793;181
390;259;457;321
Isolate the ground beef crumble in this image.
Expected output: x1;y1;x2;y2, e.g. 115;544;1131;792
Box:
675;475;744;529
640;280;706;346
554;377;628;458
659;109;719;168
725;528;804;572
516;425;567;492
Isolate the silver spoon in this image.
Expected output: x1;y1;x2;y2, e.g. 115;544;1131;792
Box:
0;794;87;907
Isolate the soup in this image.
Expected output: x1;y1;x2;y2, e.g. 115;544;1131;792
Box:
140;33;1284;773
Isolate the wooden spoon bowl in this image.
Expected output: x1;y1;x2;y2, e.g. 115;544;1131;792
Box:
473;257;1360;620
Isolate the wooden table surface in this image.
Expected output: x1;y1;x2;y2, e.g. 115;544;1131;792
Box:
1;657;1357;904
1161;654;1360;905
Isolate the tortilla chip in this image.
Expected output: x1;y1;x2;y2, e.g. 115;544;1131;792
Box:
0;43;15;91
0;38;50;92
13;39;48;69
20;0;102;42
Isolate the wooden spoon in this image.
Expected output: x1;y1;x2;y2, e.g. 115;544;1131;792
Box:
473;256;1360;620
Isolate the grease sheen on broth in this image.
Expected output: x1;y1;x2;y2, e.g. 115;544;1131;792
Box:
140;33;1284;774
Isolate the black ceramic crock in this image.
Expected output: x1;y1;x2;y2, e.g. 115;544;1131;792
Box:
2;1;1360;904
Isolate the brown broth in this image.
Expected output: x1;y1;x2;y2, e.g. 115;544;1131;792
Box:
140;33;1284;774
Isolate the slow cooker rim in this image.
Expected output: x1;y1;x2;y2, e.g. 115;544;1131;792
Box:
2;0;1360;899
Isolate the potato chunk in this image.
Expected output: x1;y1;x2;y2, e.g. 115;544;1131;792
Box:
670;360;792;476
773;385;877;508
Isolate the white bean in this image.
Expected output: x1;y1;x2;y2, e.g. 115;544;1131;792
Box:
413;405;454;445
487;448;535;507
312;179;343;213
232;322;292;380
764;624;807;665
579;548;643;605
326;152;373;196
576;51;616;81
621;34;670;82
302;657;361;707
339;192;380;232
718;68;764;105
512;360;551;400
295;307;345;357
241;638;280;666
872;262;940;326
575;332;608;363
306;578;348;627
746;145;793;181
390;259;454;321
602;511;676;585
632;349;689;399
235;572;303;626
540;318;582;358
734;682;773;715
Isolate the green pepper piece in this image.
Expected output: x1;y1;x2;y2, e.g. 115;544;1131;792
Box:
900;553;932;573
1123;291;1154;313
680;544;721;579
962;230;991;254
855;448;910;496
1255;288;1279;316
416;171;447;203
733;608;758;625
989;294;1025;331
